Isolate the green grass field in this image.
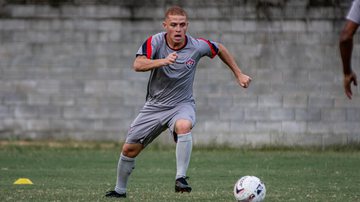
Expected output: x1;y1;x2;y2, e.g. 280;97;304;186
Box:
0;142;360;202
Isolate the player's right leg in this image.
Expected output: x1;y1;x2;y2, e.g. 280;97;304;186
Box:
106;107;167;198
105;143;143;198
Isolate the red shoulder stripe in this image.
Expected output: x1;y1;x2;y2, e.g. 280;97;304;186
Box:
198;38;217;58
146;36;152;59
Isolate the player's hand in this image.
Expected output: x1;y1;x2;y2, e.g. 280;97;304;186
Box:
344;71;358;99
165;52;178;65
237;73;252;88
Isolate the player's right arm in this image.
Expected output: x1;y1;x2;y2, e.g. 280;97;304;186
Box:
133;52;178;72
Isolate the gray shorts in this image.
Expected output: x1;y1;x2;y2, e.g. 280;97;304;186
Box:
126;102;196;147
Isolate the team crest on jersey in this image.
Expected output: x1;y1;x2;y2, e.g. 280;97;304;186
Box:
186;58;196;69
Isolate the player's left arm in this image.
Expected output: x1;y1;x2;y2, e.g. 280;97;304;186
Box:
339;20;358;99
217;43;252;88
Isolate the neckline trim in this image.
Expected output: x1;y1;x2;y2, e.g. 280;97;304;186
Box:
165;33;188;51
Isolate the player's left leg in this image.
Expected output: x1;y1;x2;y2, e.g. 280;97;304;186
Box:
168;102;195;192
174;119;193;179
174;119;193;193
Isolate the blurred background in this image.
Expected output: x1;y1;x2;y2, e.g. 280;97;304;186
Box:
0;0;359;147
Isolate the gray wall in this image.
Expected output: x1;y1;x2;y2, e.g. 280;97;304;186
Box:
0;0;359;147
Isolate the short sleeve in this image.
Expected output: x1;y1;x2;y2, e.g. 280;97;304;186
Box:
197;38;219;59
347;0;360;24
136;36;155;59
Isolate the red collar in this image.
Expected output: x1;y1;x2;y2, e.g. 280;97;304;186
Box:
165;33;188;51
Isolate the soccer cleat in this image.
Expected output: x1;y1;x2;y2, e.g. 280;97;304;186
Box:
105;190;126;198
175;177;192;193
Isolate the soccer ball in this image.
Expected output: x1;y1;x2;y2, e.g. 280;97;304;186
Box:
233;176;266;202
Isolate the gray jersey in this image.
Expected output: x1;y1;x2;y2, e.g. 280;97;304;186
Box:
136;32;219;107
347;0;360;24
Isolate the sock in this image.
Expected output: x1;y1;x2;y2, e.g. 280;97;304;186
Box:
175;132;192;179
114;153;135;194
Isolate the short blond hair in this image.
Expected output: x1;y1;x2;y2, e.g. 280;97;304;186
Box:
165;6;188;20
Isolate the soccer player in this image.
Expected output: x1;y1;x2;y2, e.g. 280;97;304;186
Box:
105;6;251;198
340;0;359;99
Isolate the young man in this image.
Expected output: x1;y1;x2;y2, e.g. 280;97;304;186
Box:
340;0;359;99
105;6;251;198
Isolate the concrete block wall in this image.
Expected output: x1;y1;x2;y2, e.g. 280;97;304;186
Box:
0;0;359;146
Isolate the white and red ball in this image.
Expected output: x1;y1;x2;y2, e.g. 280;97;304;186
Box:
233;176;266;202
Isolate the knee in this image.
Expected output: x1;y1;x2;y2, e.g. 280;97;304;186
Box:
175;119;192;134
122;143;143;158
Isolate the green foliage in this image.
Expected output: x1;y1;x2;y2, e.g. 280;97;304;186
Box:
0;143;359;201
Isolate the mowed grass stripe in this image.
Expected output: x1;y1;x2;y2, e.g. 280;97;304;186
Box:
0;144;359;201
